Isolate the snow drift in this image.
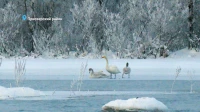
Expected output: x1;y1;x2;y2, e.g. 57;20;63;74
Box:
0;86;45;99
102;97;168;112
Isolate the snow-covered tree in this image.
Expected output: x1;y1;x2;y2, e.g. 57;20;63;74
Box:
104;11;128;58
32;20;67;57
0;2;23;57
0;0;199;58
70;0;100;55
123;0;188;58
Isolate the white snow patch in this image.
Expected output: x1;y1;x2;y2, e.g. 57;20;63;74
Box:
0;58;200;80
169;48;200;59
0;48;200;80
0;86;45;99
102;97;168;111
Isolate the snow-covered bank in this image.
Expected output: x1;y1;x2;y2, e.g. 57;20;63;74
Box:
169;48;200;59
0;48;199;80
102;97;168;112
0;58;200;80
0;86;45;99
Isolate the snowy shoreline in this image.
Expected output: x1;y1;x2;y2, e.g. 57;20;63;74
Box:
0;58;199;80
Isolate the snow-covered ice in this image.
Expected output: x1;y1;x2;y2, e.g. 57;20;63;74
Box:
102;97;168;111
0;48;199;80
0;58;200;80
0;86;45;100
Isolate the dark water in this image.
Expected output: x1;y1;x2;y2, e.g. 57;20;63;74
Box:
0;80;200;112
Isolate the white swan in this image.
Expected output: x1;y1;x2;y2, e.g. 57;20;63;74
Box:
102;56;121;79
122;62;131;78
89;68;109;78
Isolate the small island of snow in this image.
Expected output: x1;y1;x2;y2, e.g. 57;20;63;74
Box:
0;86;45;99
102;97;168;112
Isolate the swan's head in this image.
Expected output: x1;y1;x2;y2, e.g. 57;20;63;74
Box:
102;56;106;59
89;68;94;73
126;62;129;67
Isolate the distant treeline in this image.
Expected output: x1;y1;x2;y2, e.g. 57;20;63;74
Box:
0;0;199;58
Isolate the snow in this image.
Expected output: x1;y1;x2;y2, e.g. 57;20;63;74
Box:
0;58;199;80
0;48;199;80
0;86;45;99
169;48;200;59
102;97;168;111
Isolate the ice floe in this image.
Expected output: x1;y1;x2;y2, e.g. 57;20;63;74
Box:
102;97;168;111
0;86;45;99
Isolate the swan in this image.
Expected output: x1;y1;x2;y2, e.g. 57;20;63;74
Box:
102;56;121;79
89;68;109;78
122;62;131;78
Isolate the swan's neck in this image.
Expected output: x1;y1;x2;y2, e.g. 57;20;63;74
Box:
105;57;109;68
126;63;129;67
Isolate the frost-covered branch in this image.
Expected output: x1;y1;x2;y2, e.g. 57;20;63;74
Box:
70;0;99;54
0;2;22;57
77;60;88;91
104;11;128;58
15;57;26;87
32;21;67;57
187;70;195;93
70;60;88;96
171;67;181;93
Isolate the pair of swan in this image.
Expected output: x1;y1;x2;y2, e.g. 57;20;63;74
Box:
89;68;109;78
102;56;131;79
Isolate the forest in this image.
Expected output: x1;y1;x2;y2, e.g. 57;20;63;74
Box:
0;0;199;58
